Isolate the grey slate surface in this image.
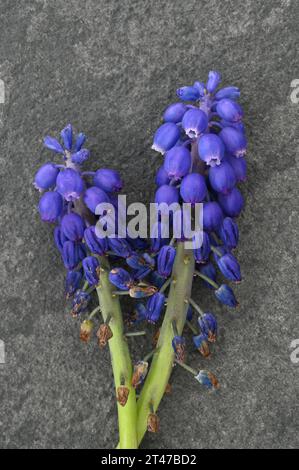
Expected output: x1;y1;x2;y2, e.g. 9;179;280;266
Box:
0;0;298;449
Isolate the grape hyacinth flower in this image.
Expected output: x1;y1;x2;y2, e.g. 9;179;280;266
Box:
35;71;248;449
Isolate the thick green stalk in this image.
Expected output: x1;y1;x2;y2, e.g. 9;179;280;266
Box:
96;256;138;449
136;242;195;445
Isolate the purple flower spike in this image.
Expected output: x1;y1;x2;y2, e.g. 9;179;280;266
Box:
43;136;64;154
34;163;59;191
83;256;100;286
214;86;240;101
218;187;244;217
61;213;85;242
217;253;242;283
198;133;225;167
93;169;123;193
84;226;108;255
203;202;223;232
176;86;200;101
163;146;191;179
206;71;221;94
60;124;73;151
216;99;244;123
220;126;247;158
163;103;187;123
152;122;180;155
215;284;238;308
180;173;207;204
209;161;236;194
56;168;84;202
109;268;133;291
83;186;110;214
146;292;165;323
155;185;179;206
157;245;176;278
182;109;208;138
38;191;63;223
218;217;239;250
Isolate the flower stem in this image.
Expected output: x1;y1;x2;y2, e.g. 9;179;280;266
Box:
135;242;195;445
96;257;138;449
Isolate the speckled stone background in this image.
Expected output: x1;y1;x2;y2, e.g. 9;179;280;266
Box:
0;0;298;449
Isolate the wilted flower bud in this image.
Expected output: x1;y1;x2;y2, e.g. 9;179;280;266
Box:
152;328;160;347
163;102;187;123
218;217;239;250
209;161;236;194
96;323;113;348
80;319;93;342
216;99;244;123
83;256;100;286
180;173;207;204
129;285;157;298
116;386;130;407
83;186;110;214
198;133;225;167
215;86;240;101
71;290;90;316
93;168;123;193
218;187;244;217
109;268;133;291
126;253;155;279
193;231;211;264
146;292;165;323
217;253;242;283
38;191;63;223
34;162;59;191
152;122;180;154
163;146;191;179
206;70;221;94
182;108;208;138
61;213;85;241
155;184;179;206
132;361;148;388
172;335;186;362
56;168;84;202
198;313;218;343
84;226;109;255
147;412;160;433
60;123;73;150
65;270;82;299
157;245;176;278
220;126;247;158
203;202;223;232
176;85;200;101
193;334;211;358
195;370;220;390
215;284;238;308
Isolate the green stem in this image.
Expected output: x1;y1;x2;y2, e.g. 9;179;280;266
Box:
136;242;195;445
194;270;219;289
96;257;138;449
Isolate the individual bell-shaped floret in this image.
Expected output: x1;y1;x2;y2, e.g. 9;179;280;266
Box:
38;191;63;223
93;168;123;193
109;268;133;291
203;202;223;231
198;313;217;343
157;245;176;278
155;184;179;205
206;70;221;94
218;217;239;250
214;284;238;308
193;231;211;264
163;102;187;123
176;85;200;101
56;168;84;201
182;108;208;138
146;292;165;323
152;122;180;154
34;162;59;191
209;161;236;194
84;226;109;256
218;187;244;217
163;146;191;179
61;213;85;241
82;256;100;286
198;133;225;167
83;186;110;213
180;173;207;204
60;123;73;151
65;271;82;299
216;253;242;283
220;126;247;158
216;99;243;123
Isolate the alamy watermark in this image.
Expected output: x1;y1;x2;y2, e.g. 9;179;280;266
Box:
93;196;204;249
290;79;299;104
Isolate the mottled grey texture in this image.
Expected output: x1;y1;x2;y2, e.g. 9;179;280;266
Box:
0;0;298;449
